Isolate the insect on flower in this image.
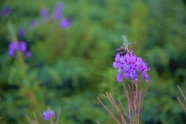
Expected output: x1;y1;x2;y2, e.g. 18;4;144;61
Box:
116;35;136;56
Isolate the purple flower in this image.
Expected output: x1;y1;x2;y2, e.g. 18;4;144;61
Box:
8;50;14;57
129;71;137;80
1;7;10;16
116;73;123;82
19;41;27;52
113;51;149;82
43;110;55;121
25;51;32;57
59;18;70;28
30;20;38;29
18;28;25;37
8;41;31;58
40;8;49;21
8;42;18;57
53;2;64;19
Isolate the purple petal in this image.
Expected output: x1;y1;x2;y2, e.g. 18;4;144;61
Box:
129;57;136;62
8;42;18;57
53;2;64;19
59;18;70;28
40;8;49;21
30;20;38;29
129;71;137;80
9;42;18;50
113;62;123;68
42;110;55;121
19;41;27;52
116;73;123;82
115;53;120;61
1;7;10;16
8;49;15;57
25;51;32;57
143;73;149;82
124;72;130;78
18;28;25;37
123;64;130;71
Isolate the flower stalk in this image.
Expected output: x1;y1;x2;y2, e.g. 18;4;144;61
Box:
97;82;150;124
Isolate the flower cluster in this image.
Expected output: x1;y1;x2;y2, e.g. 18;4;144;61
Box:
0;6;10;16
8;41;31;57
18;27;25;37
53;2;64;19
40;8;49;21
31;2;70;29
42;110;55;121
113;51;149;82
30;20;38;29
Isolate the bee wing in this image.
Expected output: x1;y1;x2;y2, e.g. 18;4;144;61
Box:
122;35;128;43
122;35;130;47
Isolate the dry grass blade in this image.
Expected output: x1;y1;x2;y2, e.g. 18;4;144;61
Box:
26;114;33;124
55;107;61;124
177;97;186;111
118;99;128;116
97;96;121;124
177;85;186;102
33;112;39;124
97;120;101;124
138;90;142;113
139;83;150;109
107;93;120;114
124;85;134;115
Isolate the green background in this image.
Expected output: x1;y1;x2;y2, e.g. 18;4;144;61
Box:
0;0;186;123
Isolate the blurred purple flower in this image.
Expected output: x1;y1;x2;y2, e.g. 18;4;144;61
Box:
18;28;25;37
25;51;32;57
40;8;49;21
43;110;55;121
8;42;18;57
53;2;64;19
19;41;27;52
30;20;38;29
1;6;10;16
8;41;31;57
59;18;70;28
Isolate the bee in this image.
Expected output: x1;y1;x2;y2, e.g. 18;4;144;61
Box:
116;35;136;55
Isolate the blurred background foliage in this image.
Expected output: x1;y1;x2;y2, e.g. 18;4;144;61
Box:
0;0;186;123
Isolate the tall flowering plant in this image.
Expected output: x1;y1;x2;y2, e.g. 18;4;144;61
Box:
26;108;61;124
31;2;70;30
97;35;150;124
